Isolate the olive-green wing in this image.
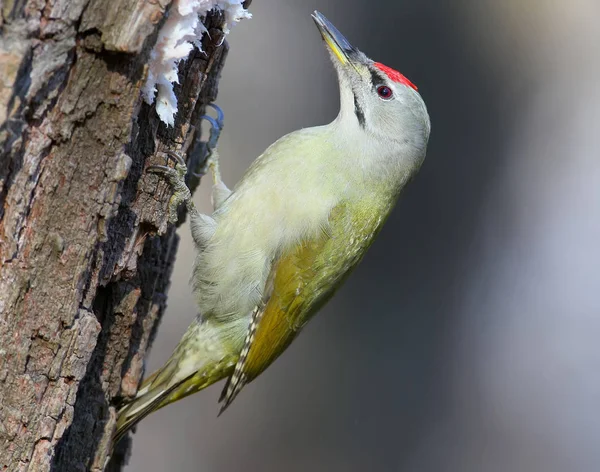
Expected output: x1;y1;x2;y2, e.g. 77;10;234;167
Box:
219;200;388;412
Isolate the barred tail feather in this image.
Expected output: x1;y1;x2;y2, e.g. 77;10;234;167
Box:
218;305;263;414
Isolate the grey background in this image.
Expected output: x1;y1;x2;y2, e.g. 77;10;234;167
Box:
127;0;600;471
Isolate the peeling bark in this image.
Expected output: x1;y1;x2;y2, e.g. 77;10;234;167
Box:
0;1;238;470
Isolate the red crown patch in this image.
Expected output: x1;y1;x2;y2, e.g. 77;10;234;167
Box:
374;62;418;91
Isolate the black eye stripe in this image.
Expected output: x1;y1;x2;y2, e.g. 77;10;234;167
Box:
369;68;385;87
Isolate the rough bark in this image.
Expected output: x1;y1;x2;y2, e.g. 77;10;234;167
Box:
0;1;239;470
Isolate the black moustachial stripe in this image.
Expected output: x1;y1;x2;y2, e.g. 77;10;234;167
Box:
353;93;365;128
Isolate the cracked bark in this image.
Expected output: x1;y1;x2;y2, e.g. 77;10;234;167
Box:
0;0;246;470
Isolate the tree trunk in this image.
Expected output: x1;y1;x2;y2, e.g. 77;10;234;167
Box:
0;1;242;470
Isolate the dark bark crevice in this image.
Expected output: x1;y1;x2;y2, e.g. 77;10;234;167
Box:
0;1;237;470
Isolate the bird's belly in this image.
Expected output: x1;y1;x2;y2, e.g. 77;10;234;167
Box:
193;185;338;325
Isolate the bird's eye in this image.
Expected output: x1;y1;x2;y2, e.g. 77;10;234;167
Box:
377;85;393;100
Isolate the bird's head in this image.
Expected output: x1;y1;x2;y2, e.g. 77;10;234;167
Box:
312;11;430;167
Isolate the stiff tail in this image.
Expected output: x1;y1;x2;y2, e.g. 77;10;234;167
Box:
113;356;235;445
113;369;195;445
113;332;240;444
113;319;245;445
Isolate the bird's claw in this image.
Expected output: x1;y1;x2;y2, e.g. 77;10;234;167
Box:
206;103;225;128
193;104;224;180
163;150;187;167
148;151;191;225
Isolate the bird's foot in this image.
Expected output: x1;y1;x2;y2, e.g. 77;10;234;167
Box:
147;151;191;225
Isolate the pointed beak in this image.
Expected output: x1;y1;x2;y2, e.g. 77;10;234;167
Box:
311;11;357;67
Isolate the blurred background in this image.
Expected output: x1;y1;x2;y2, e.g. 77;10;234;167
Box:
128;0;600;471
